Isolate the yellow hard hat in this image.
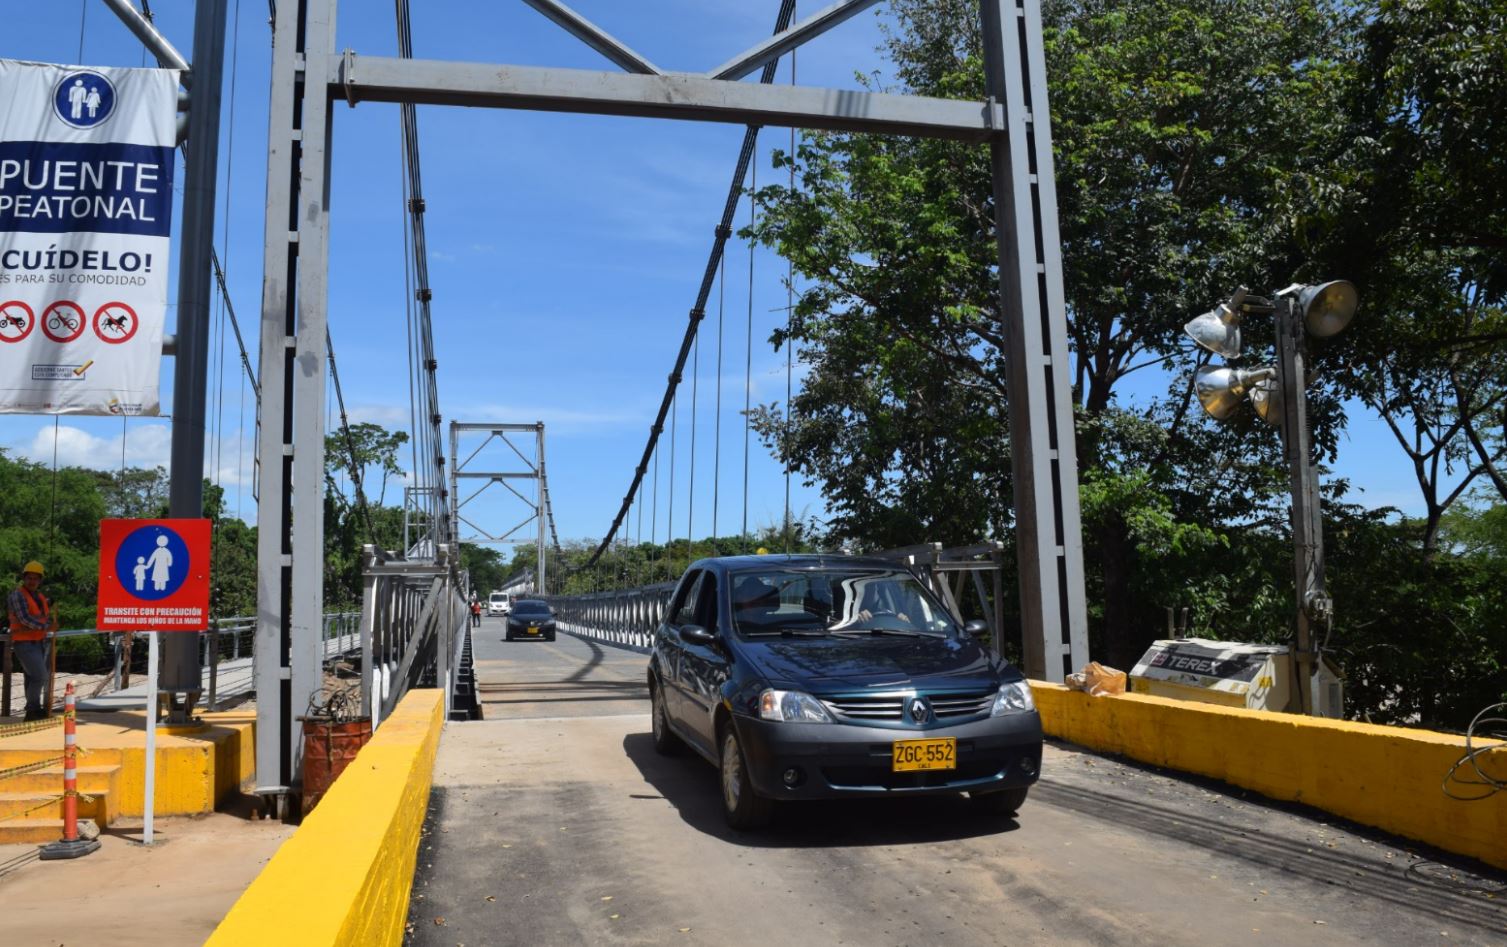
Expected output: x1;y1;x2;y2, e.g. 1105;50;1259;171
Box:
22;561;44;576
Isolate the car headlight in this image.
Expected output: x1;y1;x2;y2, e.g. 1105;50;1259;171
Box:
758;689;833;723
991;681;1036;716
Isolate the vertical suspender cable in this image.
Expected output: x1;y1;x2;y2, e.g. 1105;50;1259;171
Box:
76;1;87;64
49;417;60;559
784;9;796;553
713;252;724;546
650;442;659;574
211;0;242;493
743;159;756;538
689;333;698;551
668;393;677;566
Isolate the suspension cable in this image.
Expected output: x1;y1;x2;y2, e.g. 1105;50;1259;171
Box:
689;331;698;550
396;0;447;549
743;156;756;538
713;251;724;546
784;9;796;552
583;0;799;569
668;392;677;562
326;329;379;547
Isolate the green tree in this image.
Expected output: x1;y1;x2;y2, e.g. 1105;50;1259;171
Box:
747;0;1360;666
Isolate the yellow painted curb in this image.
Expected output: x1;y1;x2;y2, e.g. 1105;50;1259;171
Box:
206;690;445;947
1030;682;1507;871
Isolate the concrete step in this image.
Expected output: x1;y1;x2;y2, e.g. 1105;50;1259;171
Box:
0;789;114;825
0;818;69;845
3;765;120;795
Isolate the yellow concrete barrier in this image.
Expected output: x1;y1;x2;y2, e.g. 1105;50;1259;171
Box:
1031;682;1507;871
206;690;445;947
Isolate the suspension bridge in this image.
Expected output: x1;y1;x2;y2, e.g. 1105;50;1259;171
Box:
1;2;1504;945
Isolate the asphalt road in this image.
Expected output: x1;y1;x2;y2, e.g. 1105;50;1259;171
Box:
408;621;1506;946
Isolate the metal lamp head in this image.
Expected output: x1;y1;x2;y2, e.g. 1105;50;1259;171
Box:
1183;287;1248;359
1248;376;1282;426
1295;280;1357;337
1194;366;1276;421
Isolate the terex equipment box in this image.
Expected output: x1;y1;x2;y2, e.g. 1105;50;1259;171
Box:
1129;638;1343;717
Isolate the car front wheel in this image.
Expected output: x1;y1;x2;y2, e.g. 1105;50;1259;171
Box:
719;723;772;830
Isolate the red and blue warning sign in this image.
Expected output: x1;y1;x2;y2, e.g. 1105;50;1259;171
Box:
97;518;211;631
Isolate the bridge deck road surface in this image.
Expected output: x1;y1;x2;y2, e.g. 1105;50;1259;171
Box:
408;621;1507;946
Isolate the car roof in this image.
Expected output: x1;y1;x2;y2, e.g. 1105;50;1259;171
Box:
689;554;906;574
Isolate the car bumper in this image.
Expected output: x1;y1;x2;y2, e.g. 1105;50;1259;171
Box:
732;711;1043;800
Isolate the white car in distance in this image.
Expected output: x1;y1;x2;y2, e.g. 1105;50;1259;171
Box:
488;592;511;616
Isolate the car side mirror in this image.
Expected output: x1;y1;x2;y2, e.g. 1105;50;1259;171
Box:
962;619;989;638
681;624;716;645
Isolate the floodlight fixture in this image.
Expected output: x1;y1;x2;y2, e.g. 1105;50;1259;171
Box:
1287;280;1358;338
1183;286;1249;358
1194;365;1276;421
1248;376;1282;426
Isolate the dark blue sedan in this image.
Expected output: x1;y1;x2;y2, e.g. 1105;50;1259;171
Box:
649;555;1042;829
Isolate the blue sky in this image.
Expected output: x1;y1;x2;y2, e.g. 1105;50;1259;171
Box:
4;1;1434;551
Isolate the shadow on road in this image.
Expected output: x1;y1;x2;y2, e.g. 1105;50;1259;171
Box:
621;731;1021;849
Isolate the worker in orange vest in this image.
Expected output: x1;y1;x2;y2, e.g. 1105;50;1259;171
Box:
7;561;57;720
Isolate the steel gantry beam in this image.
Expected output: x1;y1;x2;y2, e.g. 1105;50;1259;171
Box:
258;1;1088;802
334;55;1000;142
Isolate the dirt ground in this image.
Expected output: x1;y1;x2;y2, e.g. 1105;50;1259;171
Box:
0;799;294;947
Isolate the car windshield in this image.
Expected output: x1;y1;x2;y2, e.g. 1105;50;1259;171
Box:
511;601;550;617
729;568;958;638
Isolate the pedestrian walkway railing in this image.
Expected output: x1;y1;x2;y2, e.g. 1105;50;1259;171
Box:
548;581;677;653
356;544;469;729
546;544;1009;659
1;612;362;717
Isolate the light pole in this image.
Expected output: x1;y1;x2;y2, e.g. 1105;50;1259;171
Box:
1185;281;1358;716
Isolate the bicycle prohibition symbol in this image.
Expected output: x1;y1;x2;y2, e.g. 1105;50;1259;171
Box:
0;300;34;342
42;301;86;344
92;301;139;344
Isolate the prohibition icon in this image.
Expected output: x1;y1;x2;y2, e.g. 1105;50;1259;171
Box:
0;300;34;343
42;300;86;343
93;301;138;344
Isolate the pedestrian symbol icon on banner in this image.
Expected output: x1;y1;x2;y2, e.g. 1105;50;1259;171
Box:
53;71;116;129
114;524;189;601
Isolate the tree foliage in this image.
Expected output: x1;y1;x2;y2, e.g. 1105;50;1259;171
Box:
743;0;1506;726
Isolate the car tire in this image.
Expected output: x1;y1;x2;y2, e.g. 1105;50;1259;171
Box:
719;722;772;830
650;680;685;756
969;786;1029;816
545;633;556;642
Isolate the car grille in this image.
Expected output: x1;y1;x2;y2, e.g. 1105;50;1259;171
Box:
820;690;994;722
929;692;995;719
821;694;907;720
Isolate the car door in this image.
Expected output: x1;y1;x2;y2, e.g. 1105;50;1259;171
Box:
657;570;705;732
679;570;732;751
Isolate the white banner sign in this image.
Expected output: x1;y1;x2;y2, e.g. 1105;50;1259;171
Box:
0;59;178;415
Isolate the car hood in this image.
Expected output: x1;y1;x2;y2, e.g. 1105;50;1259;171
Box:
741;634;1006;693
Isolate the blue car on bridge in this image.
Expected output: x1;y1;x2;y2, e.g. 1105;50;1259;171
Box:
649;555;1043;829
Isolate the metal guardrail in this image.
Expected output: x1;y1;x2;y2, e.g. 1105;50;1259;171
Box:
357;544;469;730
547;544;1010;658
1;613;362;717
549;581;677;653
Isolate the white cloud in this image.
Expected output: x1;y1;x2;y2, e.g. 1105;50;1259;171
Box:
15;421;172;471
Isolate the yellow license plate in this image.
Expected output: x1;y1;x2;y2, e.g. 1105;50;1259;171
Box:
892;737;956;772
527;626;539;635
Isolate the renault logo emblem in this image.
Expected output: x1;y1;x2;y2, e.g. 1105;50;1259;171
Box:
907;697;929;724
